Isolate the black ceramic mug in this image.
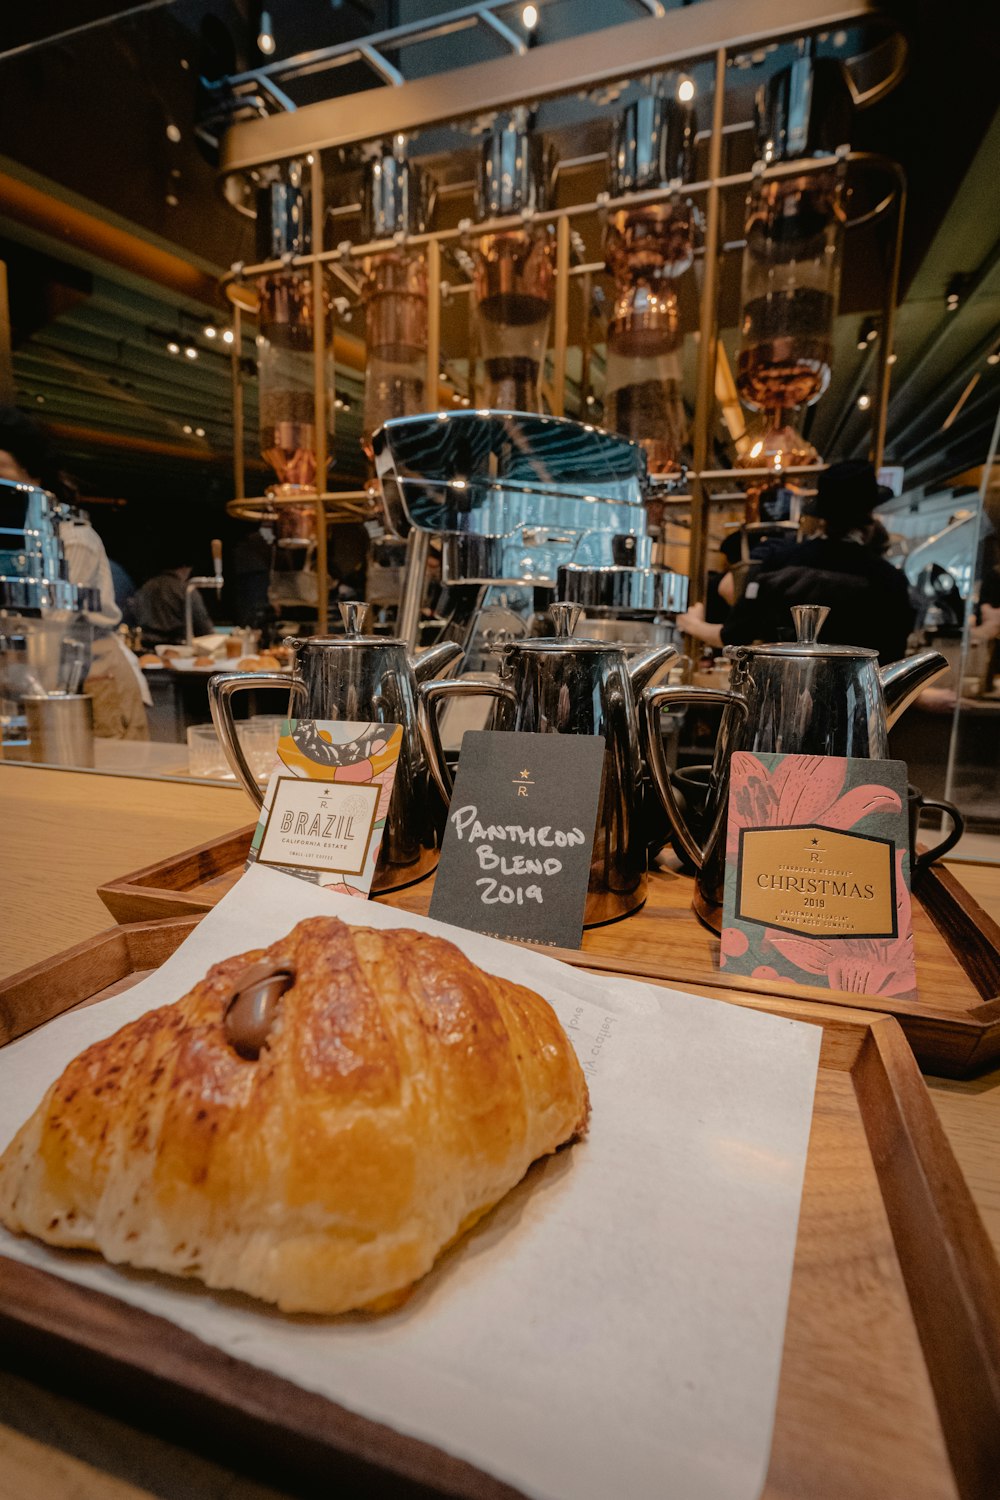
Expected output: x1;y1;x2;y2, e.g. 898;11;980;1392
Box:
908;784;964;873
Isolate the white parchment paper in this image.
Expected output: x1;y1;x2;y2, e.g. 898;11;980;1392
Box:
0;866;821;1500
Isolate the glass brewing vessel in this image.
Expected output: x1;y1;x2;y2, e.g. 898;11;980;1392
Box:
360;146;433;455
736;167;846;413
471;228;554;411
254;159;334;532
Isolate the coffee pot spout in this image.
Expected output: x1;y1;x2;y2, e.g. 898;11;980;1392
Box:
880;649;949;729
410;638;464;685
628;643;679;695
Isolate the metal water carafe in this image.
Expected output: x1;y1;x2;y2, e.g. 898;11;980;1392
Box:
641;605;948;929
419;603;676;924
209;603;462;892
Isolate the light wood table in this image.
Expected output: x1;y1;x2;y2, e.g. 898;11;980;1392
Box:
0;762;998;1498
0;765;248;977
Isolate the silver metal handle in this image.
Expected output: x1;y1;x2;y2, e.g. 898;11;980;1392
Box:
417;676;518;804
208;670;305;808
641;682;748;870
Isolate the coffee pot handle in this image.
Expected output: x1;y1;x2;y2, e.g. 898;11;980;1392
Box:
913;796;965;873
208;670;305;808
641;683;748;870
417;676;518;804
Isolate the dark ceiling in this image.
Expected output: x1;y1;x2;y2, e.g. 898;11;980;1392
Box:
0;0;997;524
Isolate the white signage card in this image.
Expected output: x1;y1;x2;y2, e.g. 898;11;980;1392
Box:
258;777;380;875
246;719;402;897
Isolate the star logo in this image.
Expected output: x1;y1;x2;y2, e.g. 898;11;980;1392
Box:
519;769;531;779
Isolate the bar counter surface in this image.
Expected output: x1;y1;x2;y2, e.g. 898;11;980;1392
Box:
1;761;998;1500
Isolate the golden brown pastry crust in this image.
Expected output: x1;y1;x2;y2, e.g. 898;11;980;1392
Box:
0;918;588;1314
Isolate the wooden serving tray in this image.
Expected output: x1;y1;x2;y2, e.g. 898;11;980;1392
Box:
0;917;998;1499
98;830;1000;1077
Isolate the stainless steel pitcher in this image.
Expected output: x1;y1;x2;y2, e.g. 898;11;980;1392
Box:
209;602;463;892
418;602;677;925
641;605;948;929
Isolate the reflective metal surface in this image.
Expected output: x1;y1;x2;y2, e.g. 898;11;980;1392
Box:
373;410;651;586
642;610;948;929
2;694;94;768
209;602;462;892
557;563;688;616
420;602;676;925
476;108;549;218
362;147;432;239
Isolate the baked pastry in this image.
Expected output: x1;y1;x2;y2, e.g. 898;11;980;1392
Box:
0;918;588;1314
137;653;161;667
237;653;281;672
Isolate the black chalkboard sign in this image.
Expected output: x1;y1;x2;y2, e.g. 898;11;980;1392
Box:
429;731;605;949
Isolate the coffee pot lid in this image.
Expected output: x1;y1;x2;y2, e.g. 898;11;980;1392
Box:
511;601;617;654
290;602;405;649
727;604;878;660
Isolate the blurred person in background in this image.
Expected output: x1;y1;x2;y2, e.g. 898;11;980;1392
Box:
0;408;149;738
133;550;214;647
678;461;914;664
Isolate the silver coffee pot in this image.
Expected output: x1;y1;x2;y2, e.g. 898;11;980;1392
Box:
641;605;949;929
209;602;463;892
418;602;677;925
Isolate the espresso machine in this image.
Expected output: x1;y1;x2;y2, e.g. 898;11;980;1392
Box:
372;409;688;662
0;475;99;763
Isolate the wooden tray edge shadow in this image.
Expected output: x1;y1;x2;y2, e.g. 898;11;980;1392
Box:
93;833;1000;1078
96;826;257;922
1;921;1000;1498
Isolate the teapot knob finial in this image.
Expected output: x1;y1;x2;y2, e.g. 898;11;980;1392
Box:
791;604;830;645
550;602;583;639
339;601;371;638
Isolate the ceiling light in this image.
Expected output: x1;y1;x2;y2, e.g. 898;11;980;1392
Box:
195;427;205;438
167;341;180;355
333;397;343;410
222;329;235;345
988;351;1000;366
887;352;897;365
677;75;696;103
165;194;178;208
204;325;217;339
182;424;192;434
165;123;181;144
857;393;871;410
749;439;764;459
521;4;538;29
185;345;198;359
257;9;275;54
341;399;351;413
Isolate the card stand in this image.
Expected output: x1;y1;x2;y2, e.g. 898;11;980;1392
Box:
0;918;999;1498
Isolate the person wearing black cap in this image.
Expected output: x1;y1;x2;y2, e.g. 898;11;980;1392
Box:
678;460;914;664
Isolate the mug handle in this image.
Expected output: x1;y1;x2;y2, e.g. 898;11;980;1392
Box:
417;676;518;804
641;683;748;870
913;796;965;872
208;671;305;807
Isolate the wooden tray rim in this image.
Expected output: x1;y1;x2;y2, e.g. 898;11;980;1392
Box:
1;918;999;1498
96;831;1000;1077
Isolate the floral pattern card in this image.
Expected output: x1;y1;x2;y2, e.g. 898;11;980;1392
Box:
246;719;401;898
720;752;916;1000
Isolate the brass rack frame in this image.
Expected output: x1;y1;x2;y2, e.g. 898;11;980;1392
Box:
220;0;906;634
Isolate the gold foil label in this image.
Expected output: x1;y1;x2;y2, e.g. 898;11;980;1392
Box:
736;826;896;939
